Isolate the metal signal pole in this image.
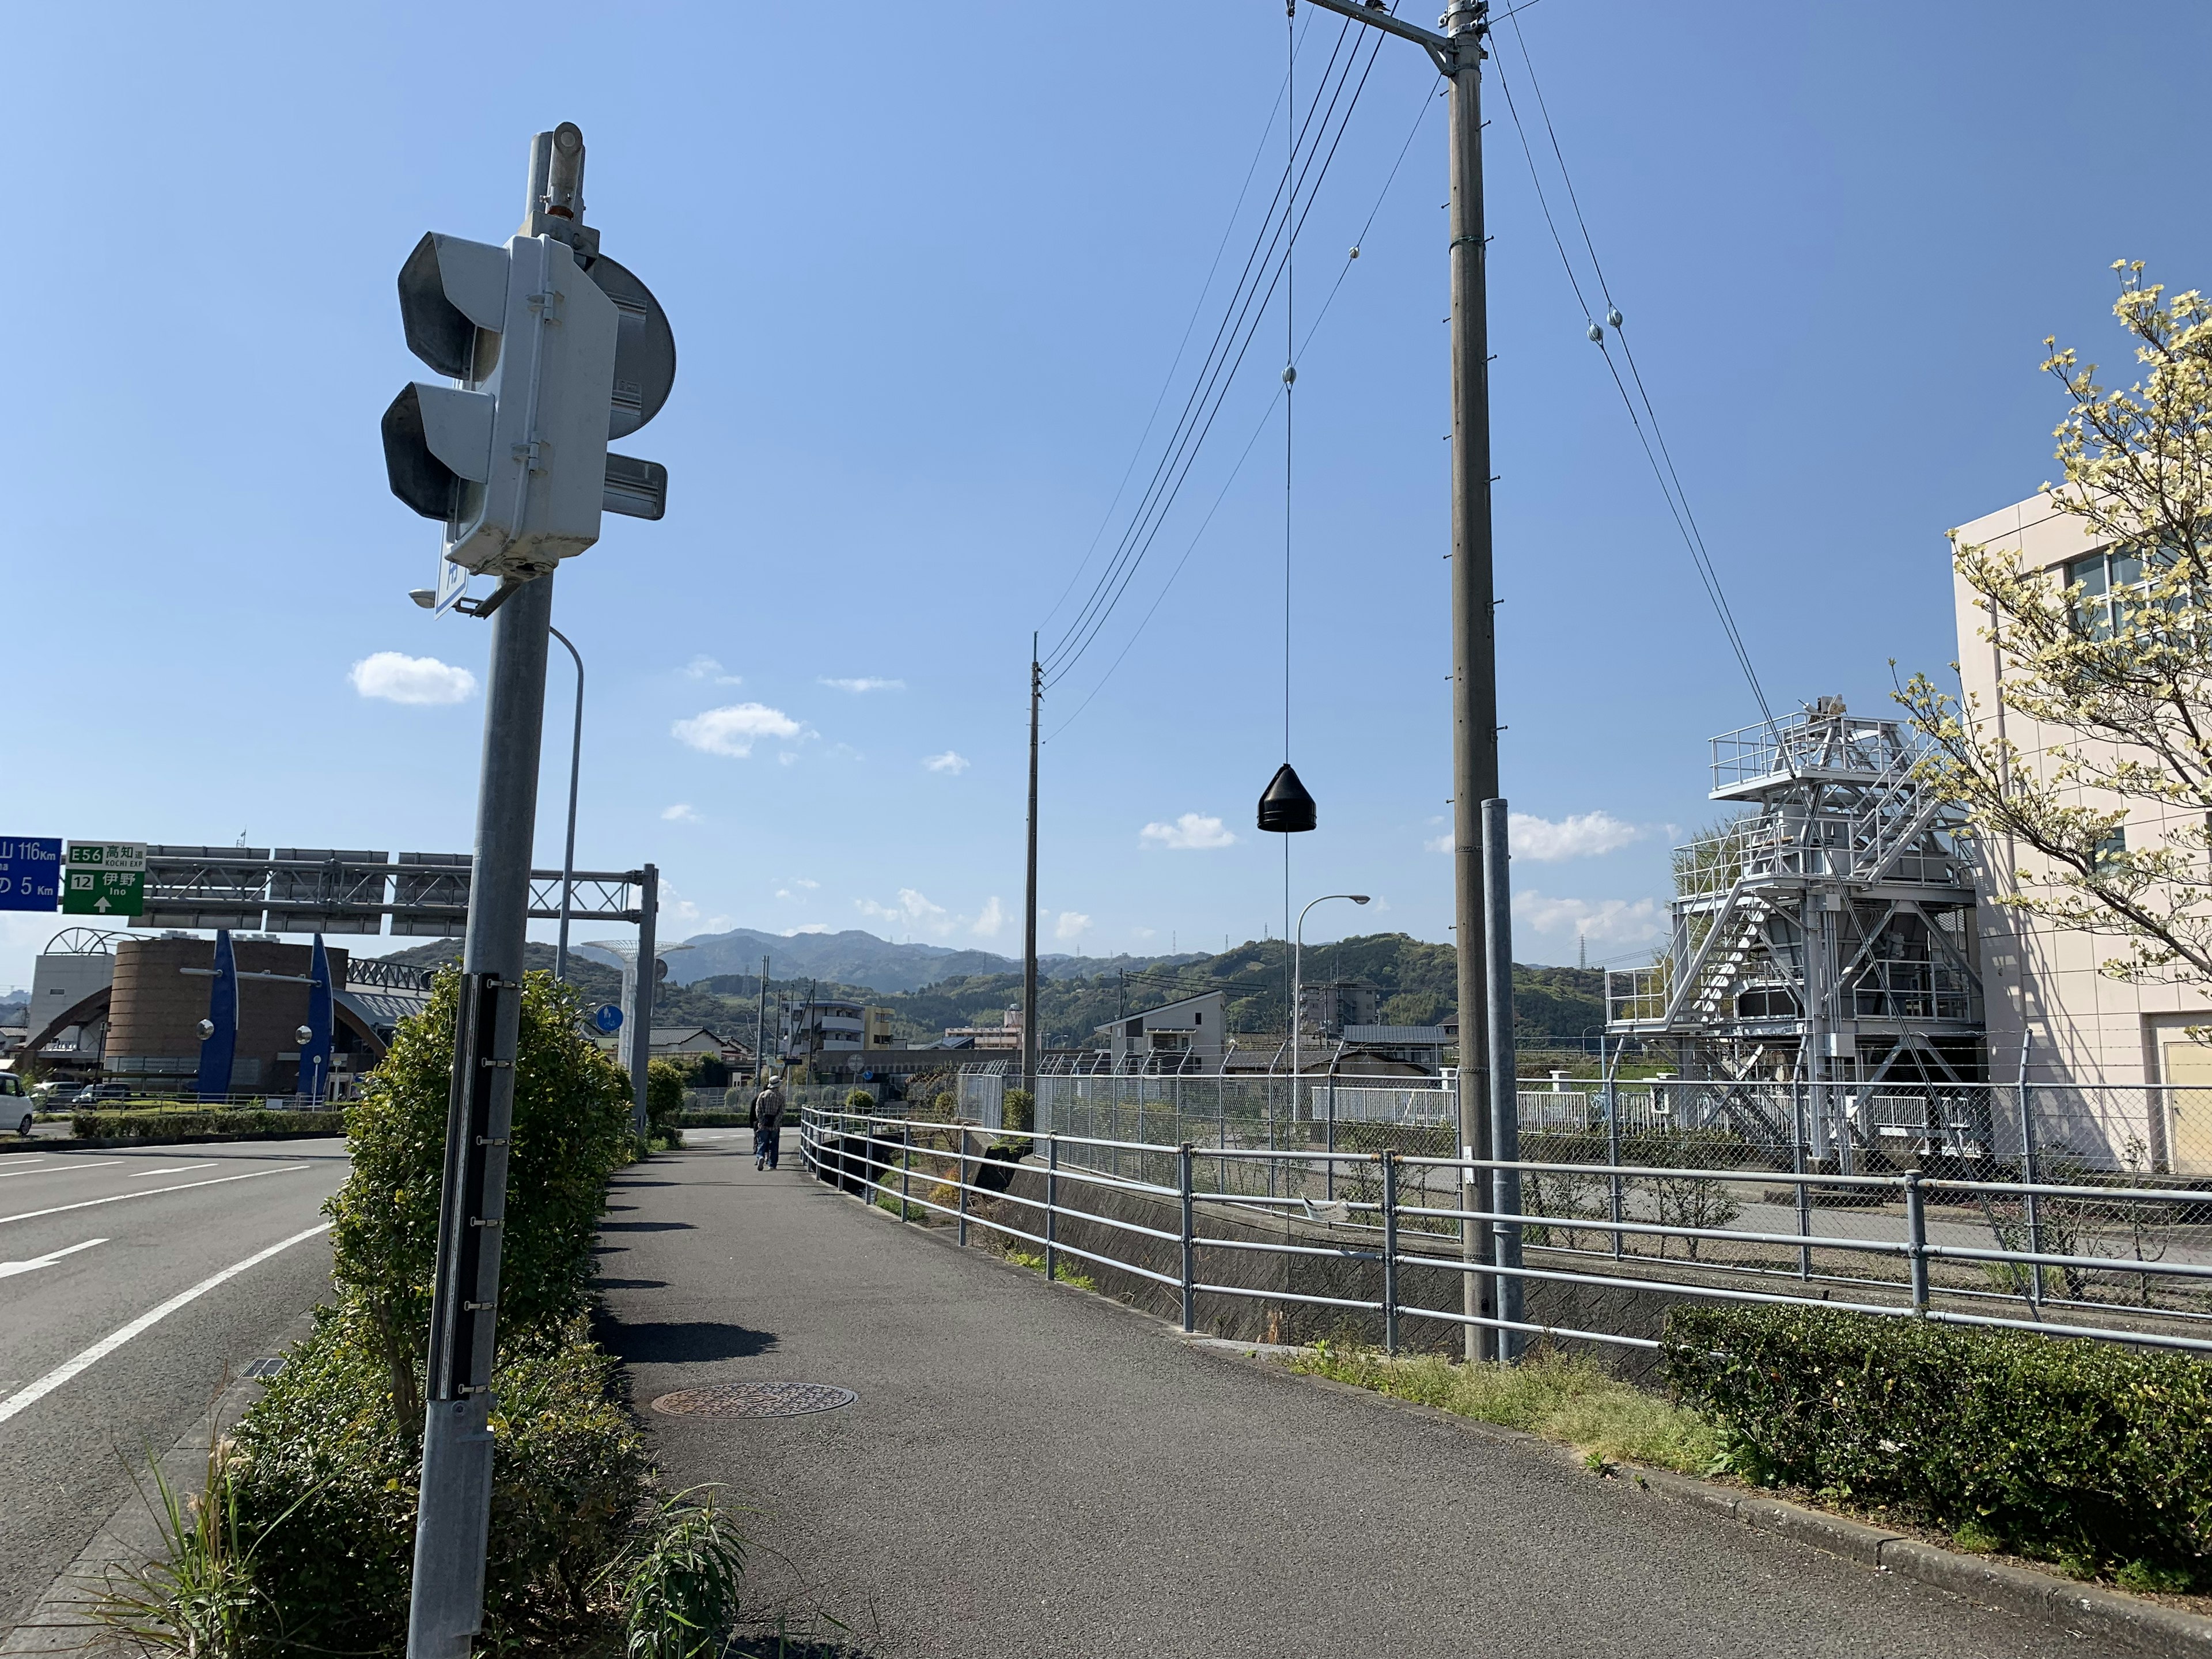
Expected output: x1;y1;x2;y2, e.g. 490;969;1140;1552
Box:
1022;639;1042;1103
1304;0;1498;1360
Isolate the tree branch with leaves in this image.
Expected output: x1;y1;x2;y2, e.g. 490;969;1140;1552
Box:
1897;262;2212;987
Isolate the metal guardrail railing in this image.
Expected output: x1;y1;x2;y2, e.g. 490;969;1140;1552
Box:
797;1104;2212;1358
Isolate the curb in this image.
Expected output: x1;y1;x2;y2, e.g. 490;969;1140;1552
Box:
0;1130;343;1154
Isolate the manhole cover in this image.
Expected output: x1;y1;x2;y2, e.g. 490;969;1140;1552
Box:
651;1382;857;1419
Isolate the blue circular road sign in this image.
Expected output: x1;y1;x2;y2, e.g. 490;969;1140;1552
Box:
593;1003;624;1034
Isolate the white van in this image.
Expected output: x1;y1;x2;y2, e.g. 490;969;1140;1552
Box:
1;1073;30;1136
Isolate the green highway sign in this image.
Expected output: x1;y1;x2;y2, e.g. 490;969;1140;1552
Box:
63;868;143;916
65;840;147;871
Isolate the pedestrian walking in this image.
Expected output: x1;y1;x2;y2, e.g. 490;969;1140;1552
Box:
752;1076;786;1171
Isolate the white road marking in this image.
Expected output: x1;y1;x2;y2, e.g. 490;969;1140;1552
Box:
126;1165;213;1179
0;1165;306;1227
0;1238;105;1279
0;1160;125;1180
0;1222;329;1426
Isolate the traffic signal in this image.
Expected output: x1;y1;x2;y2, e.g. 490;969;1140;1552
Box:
381;124;674;584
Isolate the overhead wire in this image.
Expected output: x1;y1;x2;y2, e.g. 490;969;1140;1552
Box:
1044;67;1433;741
1035;45;1299;638
1489;18;1781;738
1041;17;1385;691
1042;19;1369;686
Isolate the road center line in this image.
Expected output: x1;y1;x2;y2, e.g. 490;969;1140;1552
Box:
0;1160;125;1180
0;1165;307;1226
0;1238;105;1279
0;1223;330;1427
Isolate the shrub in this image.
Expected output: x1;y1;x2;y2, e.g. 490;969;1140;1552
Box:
326;970;632;1417
1002;1088;1034;1135
223;1309;647;1654
646;1058;688;1142
71;1108;346;1142
1662;1305;2212;1580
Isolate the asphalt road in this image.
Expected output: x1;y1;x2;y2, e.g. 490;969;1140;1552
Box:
596;1130;2097;1659
0;1140;347;1631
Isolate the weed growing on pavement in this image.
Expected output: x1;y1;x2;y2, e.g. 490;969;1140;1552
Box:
1002;1247;1099;1294
89;1439;283;1657
1286;1343;1722;1475
611;1488;751;1658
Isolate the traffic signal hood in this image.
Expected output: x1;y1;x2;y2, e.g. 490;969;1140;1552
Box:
382;224;672;581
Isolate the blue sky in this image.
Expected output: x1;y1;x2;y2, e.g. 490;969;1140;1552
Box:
5;1;2209;995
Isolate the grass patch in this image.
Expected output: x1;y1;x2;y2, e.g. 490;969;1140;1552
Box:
1287;1343;1722;1475
1002;1247;1099;1295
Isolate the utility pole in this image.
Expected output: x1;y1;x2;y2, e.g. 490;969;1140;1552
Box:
754;952;770;1085
384;120;676;1657
1305;0;1498;1361
1022;639;1041;1103
628;863;658;1141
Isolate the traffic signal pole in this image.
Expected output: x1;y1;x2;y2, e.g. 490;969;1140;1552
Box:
1302;0;1498;1359
410;567;555;1659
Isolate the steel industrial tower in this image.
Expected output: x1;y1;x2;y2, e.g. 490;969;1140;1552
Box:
1607;700;1986;1152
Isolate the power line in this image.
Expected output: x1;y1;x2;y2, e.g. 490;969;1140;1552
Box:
1044;59;1435;738
1036;56;1297;639
1041;18;1385;689
1488;21;1780;738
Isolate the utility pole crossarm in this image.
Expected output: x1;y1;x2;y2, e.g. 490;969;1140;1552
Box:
1299;0;1459;70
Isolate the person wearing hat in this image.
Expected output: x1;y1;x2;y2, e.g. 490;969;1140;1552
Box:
751;1073;786;1171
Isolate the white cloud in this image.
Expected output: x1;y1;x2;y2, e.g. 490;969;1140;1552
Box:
1055;910;1092;941
661;804;702;823
1510;810;1646;862
856;888;955;938
1516;889;1663;948
1140;812;1237;851
681;655;742;685
789;877;819;889
786;923;830;935
350;652;476;706
1425;834;1453;854
923;751;970;775
821;676;905;694
972;896;1006;938
672;703;803;758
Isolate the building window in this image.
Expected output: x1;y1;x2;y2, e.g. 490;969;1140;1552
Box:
2093;825;2127;872
2063;546;2173;639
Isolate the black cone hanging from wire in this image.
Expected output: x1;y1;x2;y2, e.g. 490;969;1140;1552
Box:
1257;762;1317;834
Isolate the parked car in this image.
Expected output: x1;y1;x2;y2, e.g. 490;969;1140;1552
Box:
70;1082;131;1107
2;1073;29;1135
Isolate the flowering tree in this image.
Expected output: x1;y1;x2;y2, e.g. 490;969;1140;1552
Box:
1897;263;2212;988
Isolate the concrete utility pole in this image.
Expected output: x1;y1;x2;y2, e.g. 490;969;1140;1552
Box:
755;952;770;1085
1022;639;1041;1105
629;863;659;1140
1304;0;1498;1361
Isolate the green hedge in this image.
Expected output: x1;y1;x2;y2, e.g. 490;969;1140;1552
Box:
1662;1305;2212;1581
72;1108;347;1142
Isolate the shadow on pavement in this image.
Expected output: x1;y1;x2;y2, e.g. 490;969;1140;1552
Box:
602;1219;696;1232
602;1319;780;1363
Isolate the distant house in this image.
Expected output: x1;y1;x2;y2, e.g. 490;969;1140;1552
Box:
1093;992;1226;1073
644;1027;753;1070
944;1006;1022;1050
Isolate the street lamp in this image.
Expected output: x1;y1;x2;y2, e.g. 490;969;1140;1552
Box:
411;588;587;981
1293;893;1370;1112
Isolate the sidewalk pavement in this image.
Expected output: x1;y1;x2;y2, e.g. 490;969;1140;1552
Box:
593;1131;2086;1659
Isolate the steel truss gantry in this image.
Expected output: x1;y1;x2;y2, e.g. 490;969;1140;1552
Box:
1607;700;1987;1162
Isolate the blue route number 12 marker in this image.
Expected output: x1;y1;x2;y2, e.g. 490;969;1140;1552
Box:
0;838;62;911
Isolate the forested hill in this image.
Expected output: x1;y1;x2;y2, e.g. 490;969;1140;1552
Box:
382;931;1608;1052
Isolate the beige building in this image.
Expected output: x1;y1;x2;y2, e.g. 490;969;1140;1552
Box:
1950;491;2205;1171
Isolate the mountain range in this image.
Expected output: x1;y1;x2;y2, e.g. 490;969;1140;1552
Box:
666;926;1197;994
